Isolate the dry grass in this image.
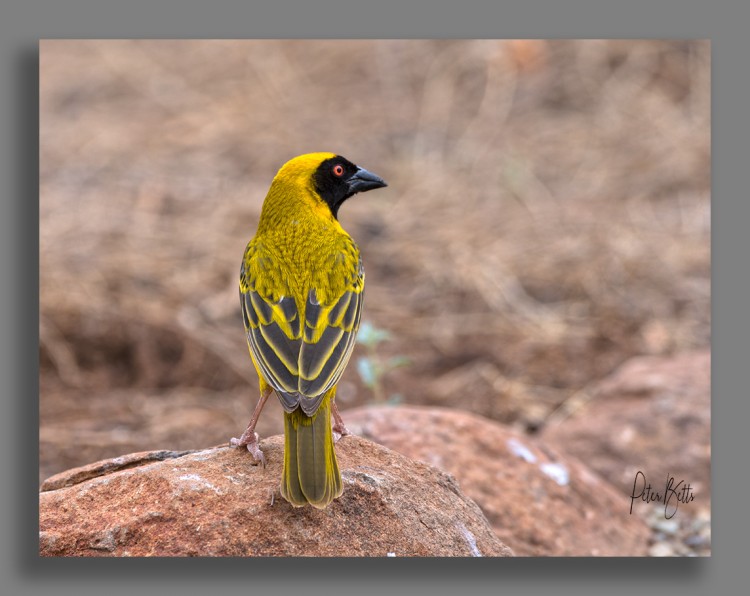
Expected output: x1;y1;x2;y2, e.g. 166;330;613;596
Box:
40;40;710;480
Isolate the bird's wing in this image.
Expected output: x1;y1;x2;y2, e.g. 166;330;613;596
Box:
241;251;364;416
297;262;364;415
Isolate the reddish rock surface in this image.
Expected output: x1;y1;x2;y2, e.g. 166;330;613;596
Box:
343;405;651;556
39;435;512;557
542;350;711;501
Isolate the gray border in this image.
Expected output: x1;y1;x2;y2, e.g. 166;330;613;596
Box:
3;0;748;595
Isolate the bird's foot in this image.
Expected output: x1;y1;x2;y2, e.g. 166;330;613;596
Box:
230;432;266;467
332;420;352;444
331;401;352;443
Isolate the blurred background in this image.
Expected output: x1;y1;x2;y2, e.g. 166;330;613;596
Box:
39;40;710;489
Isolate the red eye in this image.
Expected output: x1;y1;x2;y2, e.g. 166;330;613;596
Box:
332;164;345;177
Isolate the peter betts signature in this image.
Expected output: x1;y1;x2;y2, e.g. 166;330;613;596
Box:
629;471;696;519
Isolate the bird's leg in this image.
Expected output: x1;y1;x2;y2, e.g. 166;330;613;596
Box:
230;386;273;466
331;399;351;443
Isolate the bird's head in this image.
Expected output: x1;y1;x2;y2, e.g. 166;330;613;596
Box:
271;152;387;219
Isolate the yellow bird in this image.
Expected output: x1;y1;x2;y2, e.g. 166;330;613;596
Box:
232;153;387;508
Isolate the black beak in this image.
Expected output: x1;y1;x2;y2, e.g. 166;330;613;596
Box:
347;167;387;194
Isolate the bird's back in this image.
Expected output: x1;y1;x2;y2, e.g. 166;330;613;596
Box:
244;215;361;310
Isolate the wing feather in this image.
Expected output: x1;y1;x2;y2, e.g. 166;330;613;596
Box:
241;246;365;416
299;326;345;380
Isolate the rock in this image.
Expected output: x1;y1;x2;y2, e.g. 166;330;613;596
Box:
40;449;196;492
39;435;513;557
542;350;711;502
343;405;651;556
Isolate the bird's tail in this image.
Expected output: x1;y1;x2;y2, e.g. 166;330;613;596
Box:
281;391;343;509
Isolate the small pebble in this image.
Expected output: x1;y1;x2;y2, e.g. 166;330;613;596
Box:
652;518;680;535
649;542;675;557
684;534;710;548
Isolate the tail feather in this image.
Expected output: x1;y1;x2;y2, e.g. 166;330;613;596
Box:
281;410;303;506
281;392;342;509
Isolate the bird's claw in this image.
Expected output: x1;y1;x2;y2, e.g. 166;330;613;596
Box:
230;432;266;467
332;422;351;444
